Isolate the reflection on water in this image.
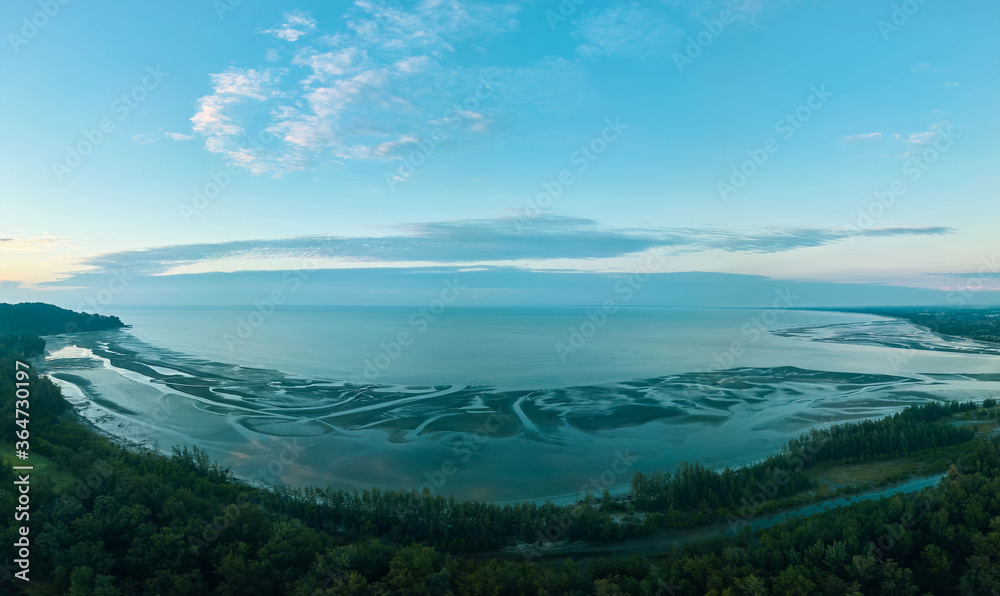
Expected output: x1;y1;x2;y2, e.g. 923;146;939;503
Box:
747;473;948;531
38;308;1000;502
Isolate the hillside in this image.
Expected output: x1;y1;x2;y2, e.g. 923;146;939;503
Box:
0;302;126;335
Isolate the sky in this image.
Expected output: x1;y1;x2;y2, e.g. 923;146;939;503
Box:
1;0;998;308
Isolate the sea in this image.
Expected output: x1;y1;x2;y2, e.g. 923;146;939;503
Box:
37;307;1000;502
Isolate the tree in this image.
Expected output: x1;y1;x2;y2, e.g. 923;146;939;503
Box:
772;565;816;596
69;566;95;596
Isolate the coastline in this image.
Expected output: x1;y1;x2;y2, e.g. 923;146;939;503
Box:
34;315;1000;504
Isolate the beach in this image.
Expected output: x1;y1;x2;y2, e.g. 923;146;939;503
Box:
37;308;1000;502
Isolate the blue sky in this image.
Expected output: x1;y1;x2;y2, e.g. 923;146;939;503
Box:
1;0;998;307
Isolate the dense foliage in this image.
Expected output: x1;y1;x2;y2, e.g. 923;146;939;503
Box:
1;332;998;594
0;334;45;360
628;400;978;527
0;303;126;335
224;401;980;557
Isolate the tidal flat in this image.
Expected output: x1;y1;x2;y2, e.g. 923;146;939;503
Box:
36;308;1000;503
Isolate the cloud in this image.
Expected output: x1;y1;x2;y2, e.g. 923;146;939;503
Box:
263;11;317;42
911;62;956;75
185;1;591;174
842;132;882;143
676;226;950;255
574;4;683;59
57;216;953;280
328;0;521;52
164;131;195;141
30;267;994;308
0;236;70;252
928;270;999;279
190;68;284;172
133;129;198;143
730;0;764;21
899;121;953;158
857;227;951;237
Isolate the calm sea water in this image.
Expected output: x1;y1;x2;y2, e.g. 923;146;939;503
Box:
107;307;992;388
49;306;997;501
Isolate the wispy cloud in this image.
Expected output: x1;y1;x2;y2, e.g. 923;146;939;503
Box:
163;131;195;141
911;62;956;74
0;236;71;252
928;271;998;279
842;132;882;143
132;129;199;144
899;121;953;157
131;133;157;145
263;11;317;42
183;1;573;174
58;216;952;279
190;68;284;172
574;4;683;59
730;0;764;21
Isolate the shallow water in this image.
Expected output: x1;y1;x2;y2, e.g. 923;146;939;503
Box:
37;307;1000;502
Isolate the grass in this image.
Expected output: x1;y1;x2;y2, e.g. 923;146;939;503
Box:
0;442;76;492
803;404;1000;498
806;458;947;498
950;406;1000;435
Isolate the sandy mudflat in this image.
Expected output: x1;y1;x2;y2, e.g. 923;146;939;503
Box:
36;316;1000;502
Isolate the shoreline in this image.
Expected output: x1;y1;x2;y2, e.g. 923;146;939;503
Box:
33;311;1000;504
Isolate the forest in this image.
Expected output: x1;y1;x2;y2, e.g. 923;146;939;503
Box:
0;303;126;336
1;331;999;594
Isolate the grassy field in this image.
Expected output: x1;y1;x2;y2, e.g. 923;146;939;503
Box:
805;406;999;498
0;443;76;493
806;458;949;497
